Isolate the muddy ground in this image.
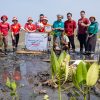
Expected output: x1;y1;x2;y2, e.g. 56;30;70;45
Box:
0;51;100;100
0;32;100;100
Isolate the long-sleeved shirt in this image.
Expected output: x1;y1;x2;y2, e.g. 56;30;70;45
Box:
87;22;99;35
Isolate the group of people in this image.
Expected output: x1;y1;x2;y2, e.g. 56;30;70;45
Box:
0;11;99;55
53;10;99;54
0;14;51;55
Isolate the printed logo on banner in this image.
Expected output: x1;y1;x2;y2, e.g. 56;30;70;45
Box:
25;33;48;51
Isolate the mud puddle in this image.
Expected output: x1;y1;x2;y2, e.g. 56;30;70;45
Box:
0;51;100;100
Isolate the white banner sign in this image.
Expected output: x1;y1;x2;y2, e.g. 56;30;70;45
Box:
25;33;48;51
45;25;52;32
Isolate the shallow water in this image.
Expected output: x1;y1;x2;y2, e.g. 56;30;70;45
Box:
0;52;100;100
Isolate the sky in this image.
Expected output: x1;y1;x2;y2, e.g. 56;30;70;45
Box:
0;0;100;27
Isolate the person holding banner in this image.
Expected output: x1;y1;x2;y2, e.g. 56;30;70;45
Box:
24;17;36;33
42;16;52;49
24;17;36;49
52;14;64;50
42;16;52;33
0;15;10;55
36;14;45;32
11;17;21;51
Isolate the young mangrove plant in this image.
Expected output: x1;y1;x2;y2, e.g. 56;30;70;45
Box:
50;50;70;100
6;77;19;100
72;61;99;100
50;50;100;100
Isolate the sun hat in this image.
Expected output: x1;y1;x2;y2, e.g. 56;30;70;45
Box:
89;16;96;21
27;17;33;22
1;15;8;21
43;16;48;21
12;17;18;22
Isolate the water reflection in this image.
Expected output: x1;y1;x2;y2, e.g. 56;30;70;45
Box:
0;53;100;100
2;68;10;82
13;67;22;81
2;67;22;82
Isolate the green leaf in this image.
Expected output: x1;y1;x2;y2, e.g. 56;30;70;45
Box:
70;97;77;100
86;63;99;86
72;71;80;89
65;54;70;63
86;62;91;71
50;50;56;76
10;92;16;96
50;50;60;78
76;61;87;84
58;51;67;66
6;77;11;88
65;65;69;81
43;94;49;100
11;81;17;91
73;90;80;97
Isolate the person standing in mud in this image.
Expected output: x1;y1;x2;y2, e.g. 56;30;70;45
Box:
0;15;10;55
52;14;64;50
11;17;21;52
78;11;89;53
64;13;76;53
86;16;99;54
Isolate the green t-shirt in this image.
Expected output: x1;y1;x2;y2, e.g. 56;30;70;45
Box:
88;22;99;35
53;20;64;37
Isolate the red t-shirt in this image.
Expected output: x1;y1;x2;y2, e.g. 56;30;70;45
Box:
36;22;45;32
64;20;76;36
11;23;21;35
24;23;36;31
0;22;10;36
38;27;45;32
78;18;89;34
